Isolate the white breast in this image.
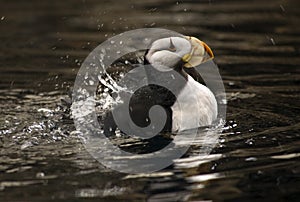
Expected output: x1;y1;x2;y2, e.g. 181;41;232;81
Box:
171;75;217;132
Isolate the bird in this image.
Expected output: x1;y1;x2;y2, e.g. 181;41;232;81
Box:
103;36;217;136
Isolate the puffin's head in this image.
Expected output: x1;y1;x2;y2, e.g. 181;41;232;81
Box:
145;36;214;71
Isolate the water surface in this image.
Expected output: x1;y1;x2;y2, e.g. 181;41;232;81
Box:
0;0;300;201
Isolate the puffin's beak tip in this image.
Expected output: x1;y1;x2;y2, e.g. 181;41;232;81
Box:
183;36;214;67
201;41;214;60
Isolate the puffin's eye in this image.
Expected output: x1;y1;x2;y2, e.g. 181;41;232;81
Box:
169;38;176;52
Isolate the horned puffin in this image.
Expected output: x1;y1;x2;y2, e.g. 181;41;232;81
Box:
104;36;217;136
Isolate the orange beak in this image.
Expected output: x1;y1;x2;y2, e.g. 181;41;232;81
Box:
183;36;214;68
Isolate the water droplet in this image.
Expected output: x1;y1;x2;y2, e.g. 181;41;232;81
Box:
115;130;122;137
219;138;226;143
245;138;254;145
84;72;89;79
211;163;218;170
270;38;276;45
1;16;5;20
89;80;94;85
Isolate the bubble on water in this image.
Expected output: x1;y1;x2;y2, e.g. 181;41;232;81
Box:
36;172;45;178
0;16;5;20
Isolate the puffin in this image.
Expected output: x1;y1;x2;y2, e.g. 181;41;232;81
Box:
104;36;217;136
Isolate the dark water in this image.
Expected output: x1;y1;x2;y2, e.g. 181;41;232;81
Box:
1;0;300;201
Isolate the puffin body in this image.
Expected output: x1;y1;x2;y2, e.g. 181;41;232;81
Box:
171;74;217;132
104;36;217;135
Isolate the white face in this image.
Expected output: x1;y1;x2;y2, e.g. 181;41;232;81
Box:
145;37;193;72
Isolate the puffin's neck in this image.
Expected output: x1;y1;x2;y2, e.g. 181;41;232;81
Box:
143;57;188;95
144;56;188;79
